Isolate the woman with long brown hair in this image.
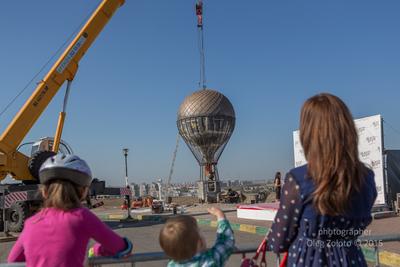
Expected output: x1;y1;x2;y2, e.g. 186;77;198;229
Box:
267;93;377;266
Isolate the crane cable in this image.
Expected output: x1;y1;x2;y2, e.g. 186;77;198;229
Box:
0;3;99;120
196;0;207;89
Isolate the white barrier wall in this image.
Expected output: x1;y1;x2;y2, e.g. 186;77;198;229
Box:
236;203;279;221
293;114;385;206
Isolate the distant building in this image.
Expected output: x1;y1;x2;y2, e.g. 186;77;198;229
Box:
239;180;252;186
220;181;228;188
148;182;159;198
139;183;148;197
227;179;240;187
130;183;140;197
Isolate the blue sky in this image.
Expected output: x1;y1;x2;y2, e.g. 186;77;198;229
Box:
1;0;400;186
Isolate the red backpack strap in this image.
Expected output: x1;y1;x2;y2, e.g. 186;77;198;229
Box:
259;240;267;267
253;239;267;261
279;252;288;267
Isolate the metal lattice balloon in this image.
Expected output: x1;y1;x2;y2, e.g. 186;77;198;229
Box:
177;89;235;166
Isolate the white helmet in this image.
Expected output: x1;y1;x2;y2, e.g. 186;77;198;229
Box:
39;154;92;187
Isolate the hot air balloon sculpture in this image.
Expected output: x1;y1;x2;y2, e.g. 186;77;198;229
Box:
177;89;235;202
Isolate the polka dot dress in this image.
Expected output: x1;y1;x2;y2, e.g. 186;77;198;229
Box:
267;165;377;267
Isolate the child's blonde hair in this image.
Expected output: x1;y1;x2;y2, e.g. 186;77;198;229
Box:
41;179;86;211
159;215;201;261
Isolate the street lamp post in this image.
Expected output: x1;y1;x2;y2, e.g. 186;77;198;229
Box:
122;148;132;220
123;148;129;186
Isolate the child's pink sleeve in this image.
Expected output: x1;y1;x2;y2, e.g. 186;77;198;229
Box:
83;209;128;256
8;232;26;262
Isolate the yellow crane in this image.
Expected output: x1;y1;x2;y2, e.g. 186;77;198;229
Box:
0;0;124;232
0;0;124;182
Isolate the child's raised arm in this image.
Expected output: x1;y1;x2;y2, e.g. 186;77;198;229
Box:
207;207;235;266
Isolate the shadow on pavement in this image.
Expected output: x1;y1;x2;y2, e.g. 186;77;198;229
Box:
104;220;164;229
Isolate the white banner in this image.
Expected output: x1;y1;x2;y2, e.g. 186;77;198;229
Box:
293;114;385;206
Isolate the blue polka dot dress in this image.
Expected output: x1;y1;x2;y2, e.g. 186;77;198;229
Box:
267;165;377;267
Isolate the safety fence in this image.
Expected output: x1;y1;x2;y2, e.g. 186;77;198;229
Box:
1;234;399;267
87;234;400;267
88;246;271;267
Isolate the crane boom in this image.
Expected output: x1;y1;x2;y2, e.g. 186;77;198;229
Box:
0;0;124;181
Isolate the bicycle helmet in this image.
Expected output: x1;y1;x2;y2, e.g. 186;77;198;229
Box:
39;154;92;187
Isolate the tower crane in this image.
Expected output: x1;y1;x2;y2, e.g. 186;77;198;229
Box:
165;134;180;203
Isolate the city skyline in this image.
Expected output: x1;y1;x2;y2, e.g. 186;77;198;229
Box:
102;177;272;188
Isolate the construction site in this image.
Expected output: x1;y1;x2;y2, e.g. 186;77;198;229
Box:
1;0;400;266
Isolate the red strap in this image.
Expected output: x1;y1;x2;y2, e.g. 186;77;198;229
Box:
260;240;267;266
253;239;267;261
279;252;288;267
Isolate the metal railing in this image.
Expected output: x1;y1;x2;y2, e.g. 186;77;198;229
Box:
88;246;278;267
0;247;265;267
1;234;399;267
358;234;400;267
87;234;400;267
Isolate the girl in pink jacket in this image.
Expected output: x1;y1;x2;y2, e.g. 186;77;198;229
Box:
8;154;132;267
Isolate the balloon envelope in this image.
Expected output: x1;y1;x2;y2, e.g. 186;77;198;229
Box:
177;89;235;165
